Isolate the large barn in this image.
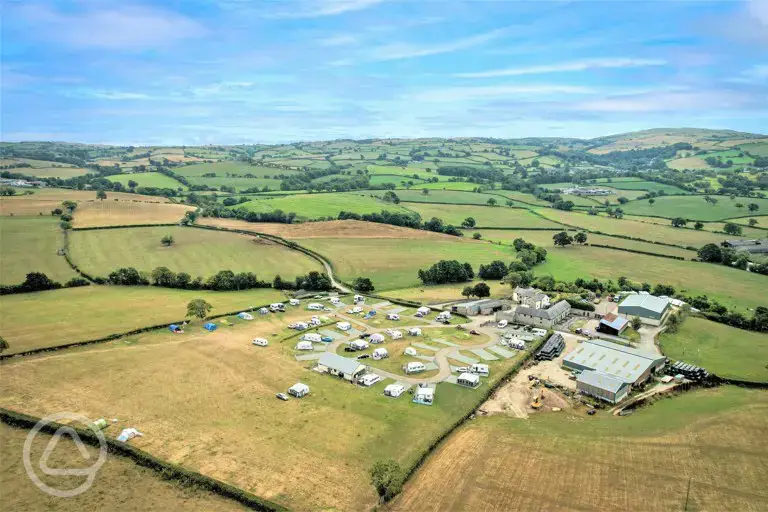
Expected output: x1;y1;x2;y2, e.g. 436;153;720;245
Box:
618;294;670;326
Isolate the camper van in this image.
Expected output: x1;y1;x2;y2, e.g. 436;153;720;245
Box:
403;362;426;374
359;374;381;387
386;313;400;321
336;321;351;331
354;294;365;304
470;363;490;377
497;319;508;329
270;303;285;312
372;348;389;360
307;303;323;311
289;299;300;306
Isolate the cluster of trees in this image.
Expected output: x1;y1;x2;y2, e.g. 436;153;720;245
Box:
0;272;89;295
461;282;491;299
352;277;375;293
338;210;462;236
697;243;752;270
200;206;297;224
552;231;588;247
106;266;270;291
273;271;333;291
417;260;475;285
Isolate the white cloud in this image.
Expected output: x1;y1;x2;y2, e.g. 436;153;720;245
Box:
13;4;206;50
265;0;386;18
572;90;751;113
456;58;667;78
366;27;510;62
318;34;358;47
411;84;595;102
68;89;154;100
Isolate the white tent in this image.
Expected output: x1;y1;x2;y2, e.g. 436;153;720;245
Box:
288;383;310;398
372;348;389;360
369;333;386;344
295;341;313;351
303;333;322;343
404;347;418;356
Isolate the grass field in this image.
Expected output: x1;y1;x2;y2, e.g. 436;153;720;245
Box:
0;286;287;353
186;176;283;192
622;195;768;221
405;203;564;228
369;175;426;187
0;424;247;511
106;172;187;190
739;141;768;157
535;244;766;310
417;181;484;192
24;166;90;178
385;281;511;304
659;317;768;382
534;208;739;247
73;200;194;227
69;226;321;279
0;312;526;511
174;162;299;178
606;180;689;194
239;192;412;219
0;188;170;217
393;189;499;205
392;386;768;511
667;155;711;170
0;217;78;284
301;237;517;290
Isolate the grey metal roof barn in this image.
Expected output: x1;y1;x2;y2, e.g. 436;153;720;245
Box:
722;239;768;253
577;370;626;394
516;300;570;320
563;339;666;385
618;294;670;320
317;353;366;376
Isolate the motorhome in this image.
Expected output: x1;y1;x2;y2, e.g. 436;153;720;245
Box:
470;363;490;376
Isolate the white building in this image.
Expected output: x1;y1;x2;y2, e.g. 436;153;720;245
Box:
316;353;367;382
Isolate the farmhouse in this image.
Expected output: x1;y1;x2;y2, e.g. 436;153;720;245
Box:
512;287;550;309
451;299;509;316
618;294;670;326
457;373;480;388
576;370;630;404
597;313;629;336
498;300;570;328
316;353;367;382
722;239;768;254
563;339;666;388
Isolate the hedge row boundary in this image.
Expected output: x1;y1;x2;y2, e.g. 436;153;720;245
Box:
0;408;287;512
585;243;687;260
390;336;545;503
71;223;180;231
0;301;284;361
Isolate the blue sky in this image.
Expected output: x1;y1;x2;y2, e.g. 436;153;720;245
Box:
2;0;767;144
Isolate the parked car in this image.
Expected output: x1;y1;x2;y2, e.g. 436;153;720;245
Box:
360;333;371;338
275;393;289;401
575;328;582;334
455;367;469;373
593;298;601;304
469;329;480;335
357;354;370;360
321;336;334;343
344;347;356;353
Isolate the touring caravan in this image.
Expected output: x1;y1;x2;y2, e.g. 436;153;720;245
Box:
470;363;490;376
386;313;400;321
372;348;389;360
295;341;313;351
359;374;381;387
387;329;403;340
403;362;426;374
330;297;341;305
369;333;385;344
349;339;369;351
384;384;406;398
302;333;322;343
354;294;365;303
270;303;285;312
308;303;324;311
336;321;352;331
407;327;422;336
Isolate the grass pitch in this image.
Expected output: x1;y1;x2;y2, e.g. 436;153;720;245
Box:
0;217;78;285
392;386;768;512
68;226;321;279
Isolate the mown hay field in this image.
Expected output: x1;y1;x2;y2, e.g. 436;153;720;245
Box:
69;226;322;279
536;244;766;311
173;162;300;178
240;192;412;219
0;286;286;353
659;317;768;382
0;217;78;285
393;189;499;205
534;208;738;247
0;188;170;217
606;180;689;194
385;281;511;304
622;195;768;221
106;172;187;190
404;203;563;228
0;424;247;512
300;237;517;290
392;386;768;512
0;315;525;511
186;176;283;192
73;200;194;227
624;215;768;238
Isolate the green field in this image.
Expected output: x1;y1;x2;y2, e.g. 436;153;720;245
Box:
394;189;500;205
0;286;287;353
368;175;426;187
174;162;299;178
418;181;485;191
69;226;321;279
405;203;564;228
0;217;78;284
660;317;768;382
186;176;283;191
385;281;511;304
107;172;187;190
394;386;768;511
239;192;412;219
622;195;768;221
301;237;517;290
606;180;689;194
739;141;768;157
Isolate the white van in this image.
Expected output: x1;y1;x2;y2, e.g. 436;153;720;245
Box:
270;303;285;312
497;319;508;329
386;313;400;321
307;303;323;311
360;374;381;387
289;299;300;306
403;362;426;374
470;363;490;377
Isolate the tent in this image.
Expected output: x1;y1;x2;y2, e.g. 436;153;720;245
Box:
369;333;386;344
203;322;217;331
168;324;183;333
288;383;310;398
237;312;254;320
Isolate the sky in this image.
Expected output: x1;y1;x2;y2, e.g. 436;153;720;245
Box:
2;0;767;144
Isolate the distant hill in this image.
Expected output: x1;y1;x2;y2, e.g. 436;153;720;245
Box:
586;128;768;154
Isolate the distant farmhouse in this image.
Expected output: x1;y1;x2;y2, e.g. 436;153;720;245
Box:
560;186;612;196
617;294;670;326
497;299;571;329
722;239;768;254
451;299;510;316
512;287;550;309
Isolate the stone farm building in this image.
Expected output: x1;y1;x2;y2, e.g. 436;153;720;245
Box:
618;294;670;326
512;287;550;309
451;299;510;316
496;299;571;329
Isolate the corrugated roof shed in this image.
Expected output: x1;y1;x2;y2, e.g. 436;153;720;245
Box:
515;300;570;320
577;370;627;394
564;339;665;384
619;294;670;315
318;352;365;375
600;315;629;331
